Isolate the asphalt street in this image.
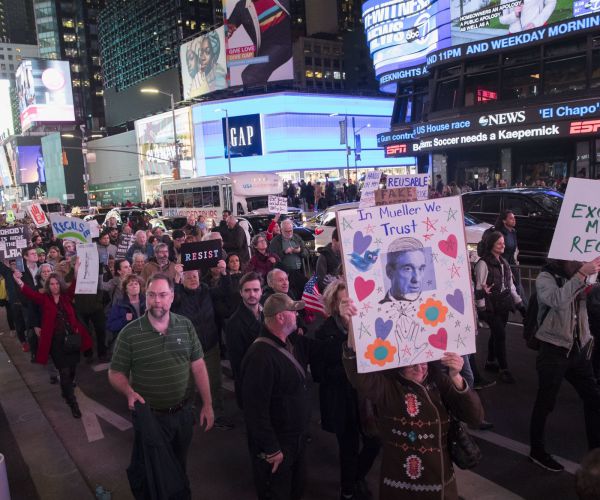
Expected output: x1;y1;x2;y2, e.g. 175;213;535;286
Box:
0;313;591;500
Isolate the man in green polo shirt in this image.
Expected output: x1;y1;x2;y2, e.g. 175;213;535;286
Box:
108;273;213;494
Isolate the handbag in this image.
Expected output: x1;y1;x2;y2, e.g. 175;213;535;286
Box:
489;288;514;314
58;305;81;354
447;416;482;469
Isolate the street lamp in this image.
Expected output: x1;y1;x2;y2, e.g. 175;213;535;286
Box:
214;108;232;174
140;87;180;179
330;112;351;182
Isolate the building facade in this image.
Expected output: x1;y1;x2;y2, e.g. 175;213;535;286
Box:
0;0;37;45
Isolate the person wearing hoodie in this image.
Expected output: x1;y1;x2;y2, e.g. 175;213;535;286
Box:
315;228;341;293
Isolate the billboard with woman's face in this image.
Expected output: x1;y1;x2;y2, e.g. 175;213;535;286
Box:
180;27;228;99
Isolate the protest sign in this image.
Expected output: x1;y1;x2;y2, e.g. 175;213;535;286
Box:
337;196;476;373
386;174;430;200
268;195;287;214
180;240;222;271
359;170;382;208
89;219;100;239
374;187;417;206
5;211;15;223
49;213;92;243
75;243;99;294
26;203;50;228
115;234;134;260
548;178;600;261
0;226;27;260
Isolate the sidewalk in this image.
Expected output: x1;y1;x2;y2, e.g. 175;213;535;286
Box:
0;332;93;500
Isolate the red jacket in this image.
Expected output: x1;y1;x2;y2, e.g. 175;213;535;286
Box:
20;281;93;365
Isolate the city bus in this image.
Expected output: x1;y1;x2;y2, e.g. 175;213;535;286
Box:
161;172;283;222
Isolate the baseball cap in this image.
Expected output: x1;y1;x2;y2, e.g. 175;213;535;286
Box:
263;293;305;317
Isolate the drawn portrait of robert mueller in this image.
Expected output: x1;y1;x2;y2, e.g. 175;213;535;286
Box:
380;237;435;304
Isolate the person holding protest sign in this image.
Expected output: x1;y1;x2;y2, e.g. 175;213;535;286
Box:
340;296;484;500
529;256;600;472
474;231;526;384
14;258;93;419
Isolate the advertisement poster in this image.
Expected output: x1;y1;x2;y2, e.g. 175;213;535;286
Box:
223;0;294;86
135;108;194;178
75;243;99;294
15;59;75;131
268;195;287;214
181;27;228;100
338;196;476;373
49;214;92;243
0;227;27;260
180;240;222;271
548;177;600;261
41;133;67;201
16;145;46;184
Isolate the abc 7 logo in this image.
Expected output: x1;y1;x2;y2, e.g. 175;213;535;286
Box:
406;13;435;45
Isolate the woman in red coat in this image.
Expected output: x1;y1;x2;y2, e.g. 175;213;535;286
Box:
14;258;92;418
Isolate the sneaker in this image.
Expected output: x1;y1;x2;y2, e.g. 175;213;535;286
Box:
498;370;516;384
474;378;496;390
529;450;564;472
21;342;30;353
213;417;235;431
484;361;499;372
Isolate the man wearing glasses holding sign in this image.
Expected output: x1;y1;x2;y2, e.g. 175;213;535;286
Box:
109;273;213;498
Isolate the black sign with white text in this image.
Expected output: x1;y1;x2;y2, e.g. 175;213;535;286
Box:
0;226;27;260
180;240;222;271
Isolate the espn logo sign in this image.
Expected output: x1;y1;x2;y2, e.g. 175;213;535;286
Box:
569;120;600;134
386;144;407;155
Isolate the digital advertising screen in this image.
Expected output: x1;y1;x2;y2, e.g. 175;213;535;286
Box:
15;59;75;131
223;0;294;87
180;27;228;100
16;145;46;185
364;0;599;91
0;146;13;187
0;79;14;137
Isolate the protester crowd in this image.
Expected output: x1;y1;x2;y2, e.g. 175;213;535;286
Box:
1;199;600;500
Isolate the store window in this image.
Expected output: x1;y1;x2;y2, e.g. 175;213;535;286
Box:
501;64;539;100
465;71;498;106
544;56;586;95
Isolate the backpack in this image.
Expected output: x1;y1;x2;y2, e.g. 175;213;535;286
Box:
523;270;562;350
476;227;496;257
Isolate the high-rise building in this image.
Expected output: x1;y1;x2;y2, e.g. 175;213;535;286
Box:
0;0;37;45
32;0;106;130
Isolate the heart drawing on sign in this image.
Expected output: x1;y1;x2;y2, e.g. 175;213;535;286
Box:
438;234;458;259
354;277;375;302
428;328;448;350
375;317;393;340
446;289;464;314
353;231;372;255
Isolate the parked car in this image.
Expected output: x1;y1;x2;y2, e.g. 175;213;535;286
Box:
102;207;159;228
312;202;491;261
461;188;563;261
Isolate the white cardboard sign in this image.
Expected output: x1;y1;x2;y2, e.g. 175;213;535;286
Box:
268;195;287;214
338;196;476;373
386;174;430;201
548;177;600;261
359;170;382;208
75;243;99;295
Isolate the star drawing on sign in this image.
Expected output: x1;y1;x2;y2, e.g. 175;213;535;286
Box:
455;333;466;349
361;302;372;313
445;207;458;221
449;263;461;278
455;320;461;328
401;345;412;357
342;218;353;230
431;252;439;263
465;325;472;333
457;255;465;265
425;349;434;359
359;312;365;318
423;233;433;241
374;238;383;246
377;286;383;294
448;312;454;319
440;226;448;234
423;217;437;232
365;224;375;234
359;323;370;339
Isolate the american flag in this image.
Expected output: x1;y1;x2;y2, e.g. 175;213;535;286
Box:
302;274;326;317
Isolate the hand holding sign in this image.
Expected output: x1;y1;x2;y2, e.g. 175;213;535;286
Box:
181;240;222;272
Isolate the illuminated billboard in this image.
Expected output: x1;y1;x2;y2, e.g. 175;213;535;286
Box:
0;80;14;137
223;0;294;86
180;27;228;99
16;145;46;185
15;59;75;131
135;107;195;178
0;147;13;187
364;0;598;91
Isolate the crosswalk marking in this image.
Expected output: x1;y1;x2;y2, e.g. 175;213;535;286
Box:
455;468;524;499
76;387;132;442
469;429;579;475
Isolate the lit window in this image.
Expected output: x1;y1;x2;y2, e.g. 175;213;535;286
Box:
72;79;81;87
333;71;341;79
305;70;313;78
62;19;75;28
315;71;323;79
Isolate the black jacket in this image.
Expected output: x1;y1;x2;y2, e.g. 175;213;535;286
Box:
221;224;248;262
588;284;600;337
172;283;220;352
240;326;318;455
127;402;191;500
224;303;263;406
313;316;359;434
315;243;341;292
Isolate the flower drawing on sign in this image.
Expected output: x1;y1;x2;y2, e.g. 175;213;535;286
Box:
364;338;397;367
417;298;448;327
